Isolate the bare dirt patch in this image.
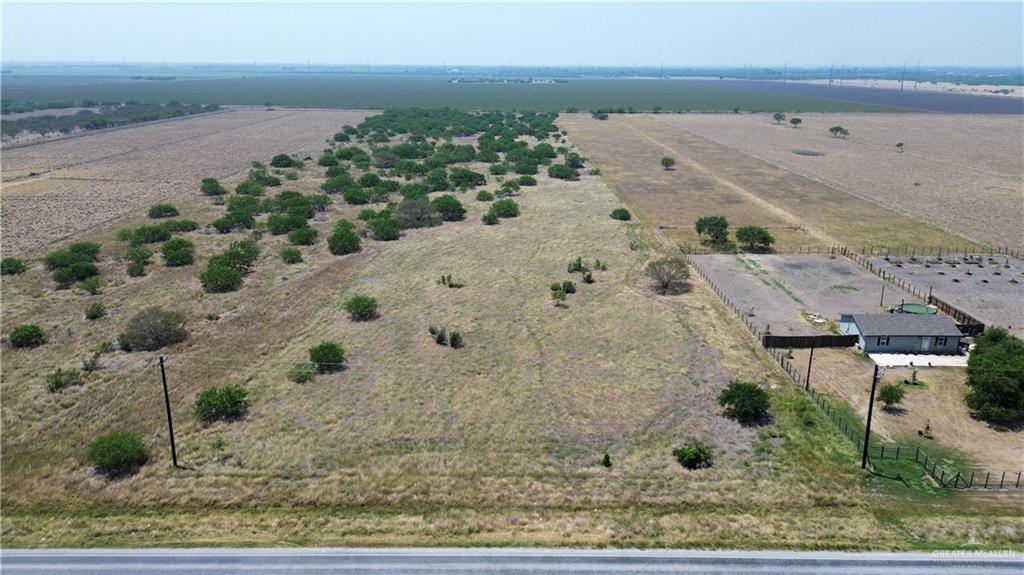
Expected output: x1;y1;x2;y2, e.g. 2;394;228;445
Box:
663;113;1024;249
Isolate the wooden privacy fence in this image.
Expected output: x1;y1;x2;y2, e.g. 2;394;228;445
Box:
685;254;1021;490
762;334;858;349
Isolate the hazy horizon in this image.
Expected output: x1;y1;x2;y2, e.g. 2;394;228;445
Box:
3;2;1022;68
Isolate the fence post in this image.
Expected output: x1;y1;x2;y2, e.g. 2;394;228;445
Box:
895;446;900;460
915;446;920;462
880;446;885;460
969;471;975;488
1016;472;1021;489
1000;472;1005;489
984;472;990;488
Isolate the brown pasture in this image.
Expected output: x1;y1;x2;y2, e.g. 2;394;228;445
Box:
559;114;976;251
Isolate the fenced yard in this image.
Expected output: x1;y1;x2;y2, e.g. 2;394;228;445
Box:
687;253;923;336
686;254;1023;490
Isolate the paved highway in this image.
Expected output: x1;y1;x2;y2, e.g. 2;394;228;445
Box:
2;547;1021;574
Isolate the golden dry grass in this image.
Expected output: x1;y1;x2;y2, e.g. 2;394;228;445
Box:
2;112;1021;549
559;114;975;250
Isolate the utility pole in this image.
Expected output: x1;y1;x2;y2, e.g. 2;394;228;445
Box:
805;346;815;391
900;62;906;91
159;357;178;468
862;364;881;469
879;284;885;307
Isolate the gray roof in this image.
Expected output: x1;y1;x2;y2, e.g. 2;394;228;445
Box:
850;314;963;337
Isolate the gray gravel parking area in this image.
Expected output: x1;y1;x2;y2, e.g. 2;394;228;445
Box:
690;254;922;336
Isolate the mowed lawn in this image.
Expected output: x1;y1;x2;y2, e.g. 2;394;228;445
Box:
560;114;970;250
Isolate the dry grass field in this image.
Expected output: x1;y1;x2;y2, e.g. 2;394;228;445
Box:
560;114;1009;251
1;110;1021;549
661;113;1024;249
1;107;373;256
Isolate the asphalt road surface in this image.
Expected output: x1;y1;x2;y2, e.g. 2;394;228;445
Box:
2;548;1022;574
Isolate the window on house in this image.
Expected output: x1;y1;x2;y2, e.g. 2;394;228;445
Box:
876;336;890;346
935;336;947;347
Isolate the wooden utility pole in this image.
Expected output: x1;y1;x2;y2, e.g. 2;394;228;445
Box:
862;364;881;469
159;357;178;468
805;346;815;391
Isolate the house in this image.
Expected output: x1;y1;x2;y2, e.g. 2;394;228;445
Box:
839;313;963;355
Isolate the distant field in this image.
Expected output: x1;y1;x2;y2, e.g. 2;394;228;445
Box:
560;114;967;250
1;74;913;112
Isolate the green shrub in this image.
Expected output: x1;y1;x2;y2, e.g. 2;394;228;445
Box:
46;367;84;393
878;383;906;410
85;302;106;320
288;226;318;246
280;247;303;264
601;453;612;468
124;247;152;264
69;241;102;260
79;276;102;295
209;240;260;272
327;220;361;255
126;262;147;277
610;208;632;221
9;324;45;348
118;308;187;352
735;225;775;251
160;219;199;233
162;238;195;267
200;177;228;196
582;271;595;284
148;203;179;218
514;160;538;175
288;362;315;383
548;163;579;180
429;325;447;346
432;195;466;222
200;263;243;293
367;217;401;241
342;186;370;205
87;430;148;476
285;171;299;181
965;327;1024;422
482;212;499;225
194;384;249;424
489;199;520;219
489;163;509;175
476;190;494;202
673;439;713;469
718;380;770;424
235;179;265;196
309;341;346;372
81;352;100;373
344;295;379;321
561;280;577;294
1;257;27;275
518;175;537;186
449;330;464;349
266;212;307;235
270;153;301;168
128;224;171;246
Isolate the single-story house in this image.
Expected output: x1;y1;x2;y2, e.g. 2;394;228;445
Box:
839;313;963;355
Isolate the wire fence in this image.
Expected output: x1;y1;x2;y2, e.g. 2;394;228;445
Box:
684;254;1023;490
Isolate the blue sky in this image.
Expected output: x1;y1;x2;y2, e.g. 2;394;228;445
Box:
2;2;1022;67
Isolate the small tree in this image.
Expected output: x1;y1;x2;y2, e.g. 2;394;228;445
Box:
200;177;228;196
673;439;713;469
735;225;775;251
878;383;906;412
695;215;729;245
829;125;849;138
328;220;362;255
645;257;690;294
895;142;904;153
194;384;248;424
288;363;315;383
200;263;242;293
790;117;802;128
718;380;770;424
489;199;520;219
87;430;148;477
280;247;303;264
610;208;632;221
965;327;1024;423
148;203;179;219
344;295;379;321
85;302;106;320
660;156;676;170
309;341;346;372
432;195;467;222
772;112;786;124
118;308;187;351
162;238;195;267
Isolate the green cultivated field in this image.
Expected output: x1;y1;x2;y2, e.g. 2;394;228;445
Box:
1;74;908;112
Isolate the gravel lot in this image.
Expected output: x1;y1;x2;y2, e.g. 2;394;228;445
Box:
690;254;924;335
